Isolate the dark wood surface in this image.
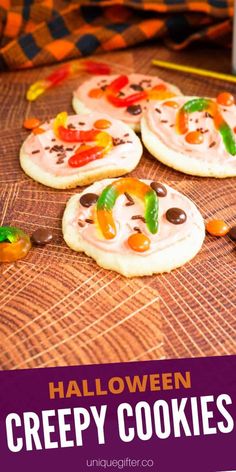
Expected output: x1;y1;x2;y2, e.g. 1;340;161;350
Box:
0;44;235;370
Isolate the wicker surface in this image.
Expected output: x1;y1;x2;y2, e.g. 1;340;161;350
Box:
0;44;235;369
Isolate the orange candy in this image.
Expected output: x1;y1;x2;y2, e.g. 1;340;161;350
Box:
23;117;41;130
94;119;111;129
128;233;150;252
206;219;229;237
216;92;235;107
164;100;179;109
88;88;104;99
185;131;204;145
32;127;45;135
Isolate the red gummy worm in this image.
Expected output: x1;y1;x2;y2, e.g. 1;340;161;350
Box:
68;146;104;167
83;60;111;75
58;126;99;143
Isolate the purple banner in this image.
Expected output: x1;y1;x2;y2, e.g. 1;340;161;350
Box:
0;355;235;471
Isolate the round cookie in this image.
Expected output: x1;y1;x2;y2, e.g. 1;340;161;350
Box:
141;94;236;178
73;73;182;132
62;178;205;277
20;112;143;189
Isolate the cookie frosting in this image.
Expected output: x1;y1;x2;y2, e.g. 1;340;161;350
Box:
74;74;179;125
21;113;142;177
67;179;203;257
146;96;236;168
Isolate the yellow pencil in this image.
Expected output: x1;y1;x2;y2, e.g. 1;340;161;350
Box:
152;59;236;84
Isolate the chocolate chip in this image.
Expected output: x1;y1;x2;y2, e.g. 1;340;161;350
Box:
166;208;187;225
80;193;99;208
31;228;53;246
130;83;144;91
32;150;40;154
134;227;141;233
228;226;236;241
155;108;161;114
209;141;216;148
126;104;142;115
160;120;168;123
150;181;167;197
78;122;85;126
85;219;94;224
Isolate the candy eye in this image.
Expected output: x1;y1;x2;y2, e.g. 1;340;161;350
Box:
185;131;204;145
163;101;179;109
94;119;111;129
216;92;235;107
88;88;104;98
166;208;187;225
128;233;150;252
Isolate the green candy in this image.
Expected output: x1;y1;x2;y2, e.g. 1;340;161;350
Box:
0;226;21;244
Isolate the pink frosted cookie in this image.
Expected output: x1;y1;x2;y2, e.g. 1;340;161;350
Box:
141;93;236;177
62;177;205;277
73;74;181;132
20;112;143;189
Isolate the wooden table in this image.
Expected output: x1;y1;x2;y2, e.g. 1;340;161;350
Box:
0;44;235;370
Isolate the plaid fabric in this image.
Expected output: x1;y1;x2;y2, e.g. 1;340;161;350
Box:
0;0;233;70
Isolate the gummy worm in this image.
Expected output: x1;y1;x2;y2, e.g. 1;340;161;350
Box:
26;60;111;102
0;226;31;263
96;178;159;239
53;112;113;168
176;98;236;155
106;75;176;108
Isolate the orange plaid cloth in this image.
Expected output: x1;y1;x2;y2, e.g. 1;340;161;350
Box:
0;0;233;70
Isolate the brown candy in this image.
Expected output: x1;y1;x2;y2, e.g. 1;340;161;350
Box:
32;228;53;246
80;193;99;207
150;181;167;197
228;226;236;241
126;104;142;115
166;208;187;225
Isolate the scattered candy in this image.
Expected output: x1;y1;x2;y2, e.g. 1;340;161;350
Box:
185;131;204;145
206;219;230;237
94;119;111;129
150;181;167;197
26;60;111;101
128;233;150;252
228;226;236;241
80;193;99;207
166;208;187;225
33;127;45;135
23;117;41;130
96;178;159;240
176;97;236;155
89;88;104;99
127;105;142;115
0;226;31;263
164;100;179;109
216;92;235;107
31;228;53;246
